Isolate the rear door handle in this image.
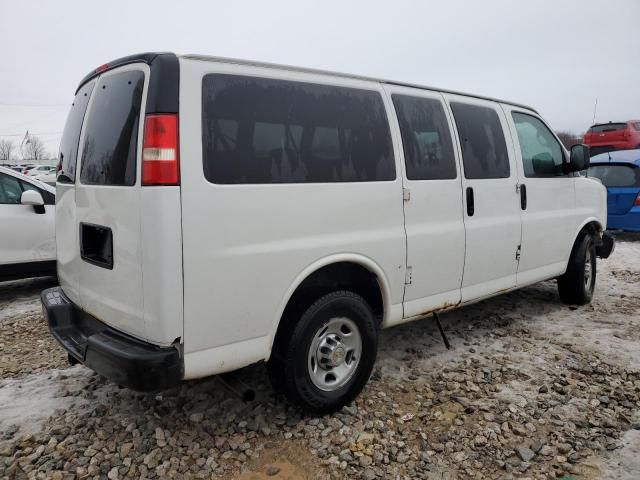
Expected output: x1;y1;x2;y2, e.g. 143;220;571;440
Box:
520;184;527;210
466;187;474;216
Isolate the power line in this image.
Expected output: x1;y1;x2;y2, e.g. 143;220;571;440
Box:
0;102;68;108
0;131;62;137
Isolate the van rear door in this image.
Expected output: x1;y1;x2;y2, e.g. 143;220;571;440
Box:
73;65;148;340
56;80;95;303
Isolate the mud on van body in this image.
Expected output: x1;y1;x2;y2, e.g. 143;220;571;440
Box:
42;52;614;412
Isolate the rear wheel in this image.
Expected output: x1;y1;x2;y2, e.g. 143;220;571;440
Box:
558;234;596;305
267;291;377;413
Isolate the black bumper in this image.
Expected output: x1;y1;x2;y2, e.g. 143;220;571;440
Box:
596;231;615;259
41;287;183;391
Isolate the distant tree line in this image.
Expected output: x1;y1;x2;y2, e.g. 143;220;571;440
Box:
556;131;583;150
0;135;51;163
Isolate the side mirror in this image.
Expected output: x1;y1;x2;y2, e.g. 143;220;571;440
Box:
568;144;590;172
21;189;44;206
21;190;45;214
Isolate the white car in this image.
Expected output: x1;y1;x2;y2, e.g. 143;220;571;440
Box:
33;170;57;186
0;166;56;281
41;53;614;412
26;165;56;177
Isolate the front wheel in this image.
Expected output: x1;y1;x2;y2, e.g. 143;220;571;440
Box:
268;291;378;414
558;234;596;305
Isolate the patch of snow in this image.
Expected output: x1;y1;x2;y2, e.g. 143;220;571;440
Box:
598;429;640;479
0;366;95;435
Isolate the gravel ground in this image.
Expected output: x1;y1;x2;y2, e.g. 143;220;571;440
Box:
1;235;639;480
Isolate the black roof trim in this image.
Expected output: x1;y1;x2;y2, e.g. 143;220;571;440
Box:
76;52;179;114
76;52;166;93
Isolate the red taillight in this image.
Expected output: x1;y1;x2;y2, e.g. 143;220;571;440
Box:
142;114;179;186
634;193;640;206
95;64;109;73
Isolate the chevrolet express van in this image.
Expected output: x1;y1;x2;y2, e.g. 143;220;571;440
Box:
42;52;614;413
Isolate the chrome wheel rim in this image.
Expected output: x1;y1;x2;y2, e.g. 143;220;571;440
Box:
308;317;362;392
584;250;593;289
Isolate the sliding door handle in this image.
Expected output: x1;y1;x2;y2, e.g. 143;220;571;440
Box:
520;184;527;210
466;187;474;216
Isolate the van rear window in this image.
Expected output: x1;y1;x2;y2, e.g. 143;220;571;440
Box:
58;81;95;183
588;164;639;187
201;74;395;184
80;70;145;186
589;123;627;133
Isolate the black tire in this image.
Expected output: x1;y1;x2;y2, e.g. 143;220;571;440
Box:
558;234;596;305
267;291;378;414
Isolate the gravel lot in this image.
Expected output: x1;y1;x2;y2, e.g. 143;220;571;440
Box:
1;235;639;480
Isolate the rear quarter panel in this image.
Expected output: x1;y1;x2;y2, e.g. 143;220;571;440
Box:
178;58;407;375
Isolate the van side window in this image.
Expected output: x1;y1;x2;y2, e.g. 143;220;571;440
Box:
392;94;456;180
512;112;565;177
80;71;145;186
202;74;395;184
450;102;510;179
58;81;94;184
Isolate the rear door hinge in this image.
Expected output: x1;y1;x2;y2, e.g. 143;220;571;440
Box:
405;266;413;285
403;188;411;202
515;245;521;262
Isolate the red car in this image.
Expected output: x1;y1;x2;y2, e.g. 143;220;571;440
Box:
583;121;640;157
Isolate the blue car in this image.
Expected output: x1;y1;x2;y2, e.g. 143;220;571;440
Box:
587;149;640;232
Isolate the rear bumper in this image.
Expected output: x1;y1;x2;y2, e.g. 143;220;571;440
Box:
41;287;183;391
608;211;640;232
596;231;616;259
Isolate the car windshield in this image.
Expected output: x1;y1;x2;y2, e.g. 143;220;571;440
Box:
587;164;639;187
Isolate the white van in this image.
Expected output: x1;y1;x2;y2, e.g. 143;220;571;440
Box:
42;53;614;413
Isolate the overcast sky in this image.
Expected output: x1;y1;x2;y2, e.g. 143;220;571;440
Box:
1;0;638;159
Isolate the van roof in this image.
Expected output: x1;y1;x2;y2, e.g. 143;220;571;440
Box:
181;54;538;114
77;52;538;113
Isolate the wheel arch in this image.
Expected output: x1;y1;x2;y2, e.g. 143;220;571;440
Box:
573;218;604;244
265;254;392;361
566;218;603;265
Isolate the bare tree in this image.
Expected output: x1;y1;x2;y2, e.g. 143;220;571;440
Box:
23;135;47;162
0;139;15;163
556;131;583;150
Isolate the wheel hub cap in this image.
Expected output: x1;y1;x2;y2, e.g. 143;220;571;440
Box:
308;317;362;392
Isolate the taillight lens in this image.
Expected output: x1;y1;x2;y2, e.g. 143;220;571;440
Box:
142;114;179;186
634;193;640;206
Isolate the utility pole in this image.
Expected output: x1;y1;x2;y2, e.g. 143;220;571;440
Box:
591;98;598;125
